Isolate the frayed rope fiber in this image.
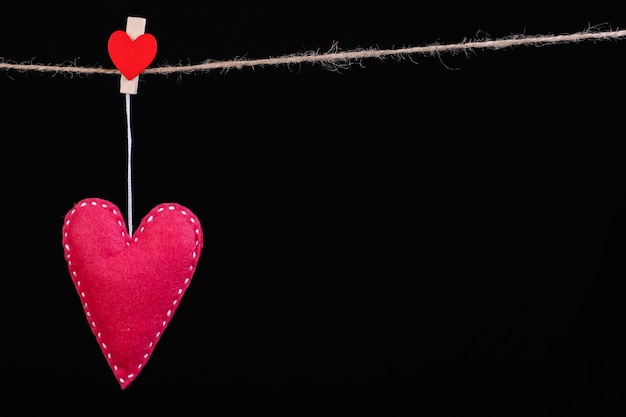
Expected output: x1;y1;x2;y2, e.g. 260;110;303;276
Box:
2;26;626;76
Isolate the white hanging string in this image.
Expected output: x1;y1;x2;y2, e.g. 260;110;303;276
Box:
124;93;133;236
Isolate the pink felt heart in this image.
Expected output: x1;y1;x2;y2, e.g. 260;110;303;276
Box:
107;30;157;80
62;198;203;389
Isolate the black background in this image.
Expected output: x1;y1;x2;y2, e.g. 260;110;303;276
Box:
2;1;626;414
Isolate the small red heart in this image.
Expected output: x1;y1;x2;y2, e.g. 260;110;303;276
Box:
62;198;203;389
107;30;157;80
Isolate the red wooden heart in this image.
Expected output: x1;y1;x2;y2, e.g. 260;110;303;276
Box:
107;30;157;80
62;198;203;389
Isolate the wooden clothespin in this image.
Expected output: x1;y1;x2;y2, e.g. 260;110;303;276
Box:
108;16;157;94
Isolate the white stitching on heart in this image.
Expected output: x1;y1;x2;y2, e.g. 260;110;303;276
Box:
63;198;202;387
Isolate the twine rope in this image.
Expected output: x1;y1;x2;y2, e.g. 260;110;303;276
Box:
1;27;625;76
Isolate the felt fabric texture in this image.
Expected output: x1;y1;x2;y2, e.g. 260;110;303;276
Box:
107;30;157;80
62;198;203;389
